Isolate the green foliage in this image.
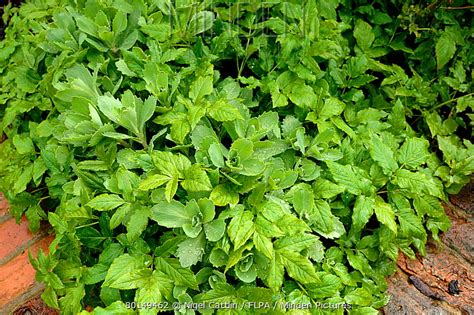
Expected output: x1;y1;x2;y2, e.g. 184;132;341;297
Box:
1;0;472;314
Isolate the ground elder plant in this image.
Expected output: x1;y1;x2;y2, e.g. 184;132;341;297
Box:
0;0;473;314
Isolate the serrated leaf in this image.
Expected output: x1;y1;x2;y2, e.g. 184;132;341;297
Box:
266;254;284;291
306;273;342;298
326;161;373;195
210;184;239;206
164;176;179;202
135;270;173;312
228;211;255;249
436;32;456;69
194;282;236;303
398;138;430;169
181;165;212;191
352;195;374;232
125;206;150;242
103;254;149;289
189;76;213;101
59;284;85;315
138;174;171;190
87;194;125;211
155;257;198;289
319;97;345;120
374;197;397;233
369;134;398;174
393;169;443;198
274;234;318;252
253;231;273;259
354;19;374;50
313;179;344;199
278;250;318;284
208;99;243;122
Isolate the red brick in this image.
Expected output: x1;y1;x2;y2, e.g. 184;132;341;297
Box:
0;235;54;308
0;217;35;262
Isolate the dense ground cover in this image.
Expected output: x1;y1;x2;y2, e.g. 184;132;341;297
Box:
0;0;472;314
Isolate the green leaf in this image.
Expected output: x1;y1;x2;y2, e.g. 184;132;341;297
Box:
103;254;149;289
393;169;443;198
13;165;33;194
354;20;374;50
292;184;314;215
59;284;85;315
181;165;212;191
138;174;171;190
413;195;444;218
436;32;456;69
253;231;274;259
155;257;198;289
313;179;344;199
188;11;215;35
346;250;373;276
319;97;345;120
208;99;243;122
189;76;213;101
41;287;59;309
345;287;373;306
204;218;226;242
352;195;374;232
374;197;397;233
151;200;193;228
306;273;342;298
228;211;255;249
194;282;236;303
135;270;173;313
274;234;318;252
278;250;318;284
210;184;239;206
398;207;426;239
164;175;179;202
369;134;398;174
397;138;430;169
266;254;284;291
176;234;205;267
151;151;180;177
87;194;125;211
288;83;317;108
208;143;225;168
137;96;156;131
125;206;150;242
13;134;35;154
326;161;373;195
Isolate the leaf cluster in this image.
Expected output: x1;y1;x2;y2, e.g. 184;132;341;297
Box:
0;0;472;314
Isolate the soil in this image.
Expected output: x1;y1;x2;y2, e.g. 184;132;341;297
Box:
13;296;58;315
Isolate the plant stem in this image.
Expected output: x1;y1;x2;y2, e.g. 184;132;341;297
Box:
442;5;474;10
430;93;474;111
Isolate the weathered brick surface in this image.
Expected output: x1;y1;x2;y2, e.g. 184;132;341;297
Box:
0;235;54;309
0;217;37;262
0;193;56;314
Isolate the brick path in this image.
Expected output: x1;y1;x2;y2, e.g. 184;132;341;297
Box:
0;194;56;314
